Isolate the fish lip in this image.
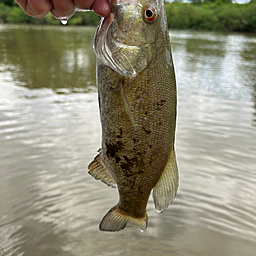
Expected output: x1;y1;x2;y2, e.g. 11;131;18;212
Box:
101;13;114;33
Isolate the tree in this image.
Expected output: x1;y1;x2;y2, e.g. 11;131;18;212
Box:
0;0;16;6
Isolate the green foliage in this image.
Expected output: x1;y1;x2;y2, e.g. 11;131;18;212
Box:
70;11;100;26
165;3;195;29
241;2;256;31
42;13;59;25
0;3;10;22
6;6;32;23
217;5;244;31
0;0;16;6
165;2;256;32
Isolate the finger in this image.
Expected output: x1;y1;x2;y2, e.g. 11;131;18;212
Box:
15;0;52;18
50;0;75;19
91;0;111;17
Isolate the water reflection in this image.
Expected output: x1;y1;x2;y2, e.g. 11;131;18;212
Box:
239;35;256;122
0;25;97;93
0;25;256;256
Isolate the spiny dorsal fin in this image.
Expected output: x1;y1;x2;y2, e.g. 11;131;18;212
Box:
88;149;116;188
100;205;148;232
153;150;179;213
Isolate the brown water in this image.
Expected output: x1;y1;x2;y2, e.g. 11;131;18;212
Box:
0;24;256;256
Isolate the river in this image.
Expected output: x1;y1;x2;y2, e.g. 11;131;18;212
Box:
0;24;256;256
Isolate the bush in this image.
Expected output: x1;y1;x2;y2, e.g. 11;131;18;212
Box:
217;5;244;31
165;3;196;29
75;11;100;26
0;3;11;23
241;2;256;32
6;6;33;24
191;6;218;30
44;13;60;25
165;2;256;32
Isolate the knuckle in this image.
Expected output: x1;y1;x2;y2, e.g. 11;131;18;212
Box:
26;3;50;18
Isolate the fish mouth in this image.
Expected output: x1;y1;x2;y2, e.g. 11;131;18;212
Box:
94;25;138;78
94;12;139;78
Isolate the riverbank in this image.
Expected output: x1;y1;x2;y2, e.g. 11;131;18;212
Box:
0;2;256;32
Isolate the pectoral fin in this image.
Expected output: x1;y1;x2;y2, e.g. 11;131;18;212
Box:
120;81;138;131
153;150;179;213
88;149;116;188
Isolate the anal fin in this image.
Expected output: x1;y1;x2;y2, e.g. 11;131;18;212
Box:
153;150;179;213
88;149;116;188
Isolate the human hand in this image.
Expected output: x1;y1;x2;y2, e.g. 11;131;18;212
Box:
14;0;111;19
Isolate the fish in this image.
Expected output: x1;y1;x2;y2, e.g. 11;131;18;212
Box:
88;0;178;232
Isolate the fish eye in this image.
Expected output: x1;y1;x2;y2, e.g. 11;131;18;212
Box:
142;5;157;23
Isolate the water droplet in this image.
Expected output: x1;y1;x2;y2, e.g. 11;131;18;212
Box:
61;19;68;25
74;6;90;12
140;229;145;233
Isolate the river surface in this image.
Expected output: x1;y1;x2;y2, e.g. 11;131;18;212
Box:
0;24;256;256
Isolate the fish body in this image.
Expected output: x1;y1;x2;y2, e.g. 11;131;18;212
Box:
89;0;178;232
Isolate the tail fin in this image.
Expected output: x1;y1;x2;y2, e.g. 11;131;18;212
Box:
99;205;148;232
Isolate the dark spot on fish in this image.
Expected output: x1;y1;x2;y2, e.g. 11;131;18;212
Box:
120;155;145;178
133;137;139;143
158;120;162;126
157;100;166;106
156;100;166;110
137;186;144;196
121;156;135;171
149;144;152;148
143;126;151;135
116;128;123;139
115;156;121;163
106;141;124;158
145;111;148;115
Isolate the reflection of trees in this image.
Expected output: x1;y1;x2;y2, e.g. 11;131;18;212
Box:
0;25;97;93
171;31;227;75
185;33;227;58
253;85;256;124
239;35;256;124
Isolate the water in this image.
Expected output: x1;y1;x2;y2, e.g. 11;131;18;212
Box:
61;19;68;25
54;7;90;25
0;25;255;256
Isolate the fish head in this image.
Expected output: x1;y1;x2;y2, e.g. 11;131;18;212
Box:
94;0;168;79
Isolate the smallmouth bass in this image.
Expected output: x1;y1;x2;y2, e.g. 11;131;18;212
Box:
88;0;178;232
